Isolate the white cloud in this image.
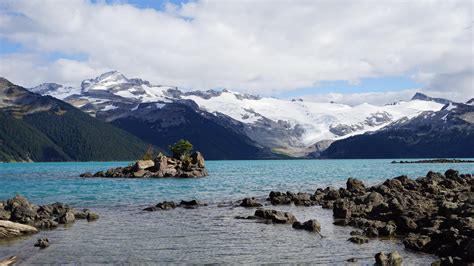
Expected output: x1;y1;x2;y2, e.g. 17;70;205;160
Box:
300;90;419;106
0;0;472;103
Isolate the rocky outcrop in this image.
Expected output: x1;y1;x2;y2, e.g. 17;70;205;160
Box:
0;195;99;239
81;152;208;178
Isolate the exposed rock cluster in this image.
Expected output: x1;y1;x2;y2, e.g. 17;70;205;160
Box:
0;195;99;239
264;170;473;263
81;152;208;178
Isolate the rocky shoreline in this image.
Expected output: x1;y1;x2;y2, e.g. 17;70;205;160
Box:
0;195;99;239
81;152;208;178
391;159;474;164
241;169;473;264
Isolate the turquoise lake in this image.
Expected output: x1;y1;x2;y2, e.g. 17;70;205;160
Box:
1;160;473;264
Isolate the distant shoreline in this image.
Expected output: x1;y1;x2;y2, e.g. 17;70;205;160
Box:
391;159;474;164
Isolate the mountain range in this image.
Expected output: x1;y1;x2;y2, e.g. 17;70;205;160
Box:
1;71;472;161
0;77;147;162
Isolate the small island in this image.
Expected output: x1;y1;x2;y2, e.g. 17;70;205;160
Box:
81;140;209;178
391;159;474;164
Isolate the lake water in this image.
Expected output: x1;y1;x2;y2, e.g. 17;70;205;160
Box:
1;160;473;264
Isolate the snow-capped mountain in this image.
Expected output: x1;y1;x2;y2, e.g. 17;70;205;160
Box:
322;101;474;158
29;71;446;157
29;83;80;100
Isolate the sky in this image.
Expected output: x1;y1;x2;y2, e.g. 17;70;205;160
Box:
0;0;472;105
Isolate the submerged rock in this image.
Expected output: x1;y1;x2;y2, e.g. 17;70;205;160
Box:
348;235;369;244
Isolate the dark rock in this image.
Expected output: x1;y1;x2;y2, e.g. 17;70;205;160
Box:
180;200;203;208
292;219;321;232
333;200;351;219
156;201;177;210
0;209;11;220
34;219;58;229
379;223;397;237
374;252;388;265
364;192;384;207
58;210;75;224
240;198;263;207
403;233;431;251
346;178;366;193
34;238;49;249
79;172;93;177
396;216;417;233
86;212;99;221
375;251;402;266
254;209;296;224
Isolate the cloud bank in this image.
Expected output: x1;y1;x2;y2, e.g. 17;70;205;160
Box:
0;0;472;104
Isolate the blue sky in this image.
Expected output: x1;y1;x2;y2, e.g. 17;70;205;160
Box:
0;1;471;104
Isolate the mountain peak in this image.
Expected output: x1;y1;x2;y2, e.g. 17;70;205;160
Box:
467;98;474;106
411;92;451;105
0;77;14;89
411;92;430;101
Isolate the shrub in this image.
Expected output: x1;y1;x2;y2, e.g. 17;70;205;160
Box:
141;145;155;160
169;139;193;159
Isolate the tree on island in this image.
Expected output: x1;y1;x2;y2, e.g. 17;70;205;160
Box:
169;139;193;159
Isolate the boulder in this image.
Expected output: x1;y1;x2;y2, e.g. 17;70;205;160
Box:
0;209;11;220
374;252;388;265
240;198;263;207
346;178;366;193
134;160;155;171
34;219;58;229
292;219;321;232
34;238;49;249
0;220;38;238
86;212;100;221
364;192;384;207
254;209;296;224
403;233;431;251
374;251;402;266
58;210;75;224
